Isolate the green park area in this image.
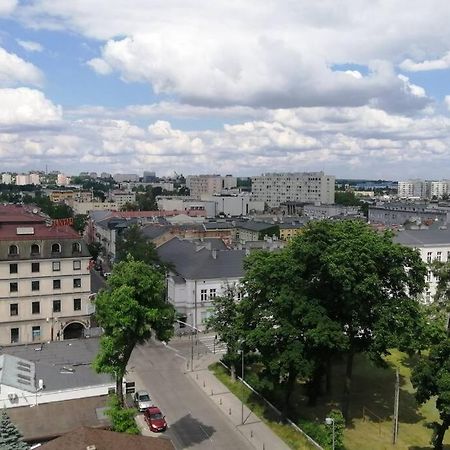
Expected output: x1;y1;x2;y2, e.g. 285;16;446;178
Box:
211;349;450;450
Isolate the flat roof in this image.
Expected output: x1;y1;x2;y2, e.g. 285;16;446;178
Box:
393;228;450;246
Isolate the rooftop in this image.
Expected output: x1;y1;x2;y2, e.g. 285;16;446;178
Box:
0;223;80;240
0;354;36;392
0;205;47;224
393;228;450;246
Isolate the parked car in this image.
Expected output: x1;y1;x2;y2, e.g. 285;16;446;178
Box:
103;272;111;279
144;406;167;432
134;390;153;412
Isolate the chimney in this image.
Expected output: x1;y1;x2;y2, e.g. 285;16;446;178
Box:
212;249;217;259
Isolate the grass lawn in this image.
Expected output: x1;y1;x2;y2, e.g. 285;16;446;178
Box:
211;350;450;450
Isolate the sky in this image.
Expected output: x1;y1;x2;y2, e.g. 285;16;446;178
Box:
2;1;450;179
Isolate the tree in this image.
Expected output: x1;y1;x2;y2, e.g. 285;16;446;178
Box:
0;411;29;450
87;242;103;261
289;220;427;422
73;214;88;234
93;258;175;404
115;224;160;266
106;394;140;434
206;284;243;381
412;338;450;450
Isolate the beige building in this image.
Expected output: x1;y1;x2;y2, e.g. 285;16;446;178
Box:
186;175;237;198
251;172;335;207
0;209;92;346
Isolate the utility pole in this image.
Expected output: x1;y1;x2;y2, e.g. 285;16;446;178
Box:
392;368;399;444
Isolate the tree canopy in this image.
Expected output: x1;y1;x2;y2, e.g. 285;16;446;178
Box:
93;258;175;403
0;411;29;450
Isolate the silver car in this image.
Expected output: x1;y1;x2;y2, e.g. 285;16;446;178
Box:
134;390;153;412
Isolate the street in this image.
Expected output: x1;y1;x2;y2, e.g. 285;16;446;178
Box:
127;337;253;450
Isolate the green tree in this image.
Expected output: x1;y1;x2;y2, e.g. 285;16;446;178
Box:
105;394;139;434
289;220;427;422
93;259;175;404
412;338;450;450
206;284;243;381
120;202;139;211
334;191;362;206
115;224;160;265
0;411;29;450
87;242;103;261
73;214;88;234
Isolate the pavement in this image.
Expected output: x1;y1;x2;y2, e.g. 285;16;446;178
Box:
129;335;290;450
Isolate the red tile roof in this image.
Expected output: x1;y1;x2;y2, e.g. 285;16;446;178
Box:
0;223;79;240
107;210;206;219
0;204;47;224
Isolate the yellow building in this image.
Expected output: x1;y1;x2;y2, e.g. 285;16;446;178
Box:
279;223;304;241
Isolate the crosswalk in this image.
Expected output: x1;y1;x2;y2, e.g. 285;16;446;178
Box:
198;334;228;355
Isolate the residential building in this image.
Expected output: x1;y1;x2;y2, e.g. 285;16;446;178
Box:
56;173;70;186
397;179;427;199
186;175;237;198
201;193;265;216
49;190;93;204
251;172;335;207
279;222;304;241
0;206;92;345
29;173;41;185
72;201;119;215
157;196;216;217
1;173;12;184
112;173;139;183
143;171;157;183
393;228;450;303
110;190;136;208
303;203;361;219
158;238;245;330
235;220;279;244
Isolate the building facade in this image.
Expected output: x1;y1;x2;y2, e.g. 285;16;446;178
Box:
186;175;237;198
0;212;92;345
251;172;335;207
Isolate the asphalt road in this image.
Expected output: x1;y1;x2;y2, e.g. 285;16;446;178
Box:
128;340;253;450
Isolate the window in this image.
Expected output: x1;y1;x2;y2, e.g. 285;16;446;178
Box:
73;260;81;270
72;242;81;253
32;326;41;342
8;245;18;255
53;279;61;290
437;252;442;262
73;298;81;311
52;261;61;271
427;270;432;282
73;278;81;288
10;328;19;344
201;311;208;323
31;281;40;291
200;289;207;301
10;303;18;316
447;251;450;261
209;289;217;299
31;262;40;273
31;243;40;255
53;300;61;313
32;301;40;314
51;243;61;253
427;251;433;263
10;263;18;274
10;282;18;293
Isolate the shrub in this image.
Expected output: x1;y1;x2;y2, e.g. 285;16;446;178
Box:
106;395;140;435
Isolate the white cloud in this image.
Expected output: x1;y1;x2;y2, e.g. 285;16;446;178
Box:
0;47;43;87
86;57;112;75
0;0;16;16
0;88;62;128
400;52;450;72
17;40;44;52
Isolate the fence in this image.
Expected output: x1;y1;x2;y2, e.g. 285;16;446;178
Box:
218;360;324;450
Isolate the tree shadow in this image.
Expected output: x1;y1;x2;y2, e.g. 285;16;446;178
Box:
169;413;216;447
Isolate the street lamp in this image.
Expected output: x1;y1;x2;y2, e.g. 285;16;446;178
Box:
239;339;245;425
325;417;335;450
176;318;200;371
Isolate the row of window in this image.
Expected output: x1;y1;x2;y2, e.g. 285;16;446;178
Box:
9;298;82;316
9;260;82;274
200;288;216;301
8;242;82;256
11;326;41;344
426;251;450;263
10;278;82;292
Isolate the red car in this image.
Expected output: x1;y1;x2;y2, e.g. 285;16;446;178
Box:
144;406;167;432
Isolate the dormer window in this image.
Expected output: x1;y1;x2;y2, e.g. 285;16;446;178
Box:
31;244;40;255
9;245;18;256
51;243;61;253
72;242;81;253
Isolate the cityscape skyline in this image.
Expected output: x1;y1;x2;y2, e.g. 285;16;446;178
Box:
2;2;450;177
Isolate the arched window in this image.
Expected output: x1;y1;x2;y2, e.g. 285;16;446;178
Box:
31;244;40;255
51;243;61;253
8;245;18;255
72;242;81;253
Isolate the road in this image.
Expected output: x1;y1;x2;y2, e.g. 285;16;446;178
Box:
127;338;253;450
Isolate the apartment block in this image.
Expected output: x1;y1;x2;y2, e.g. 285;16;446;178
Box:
186;175;237;198
251;172;335;208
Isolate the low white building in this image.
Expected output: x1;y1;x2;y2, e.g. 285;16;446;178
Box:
157;238;245;330
393;228;450;303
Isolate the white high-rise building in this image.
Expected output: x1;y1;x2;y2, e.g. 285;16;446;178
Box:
251;172;335;207
186;175;237;198
57;173;71;186
15;175;30;186
1;173;12;184
29;173;40;185
398;179;450;200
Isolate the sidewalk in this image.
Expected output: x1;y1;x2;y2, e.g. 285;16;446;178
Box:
187;355;291;450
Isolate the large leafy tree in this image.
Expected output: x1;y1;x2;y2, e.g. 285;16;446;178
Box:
115;224;160;266
93;258;175;404
412;338;450;450
289;220;427;421
0;411;29;450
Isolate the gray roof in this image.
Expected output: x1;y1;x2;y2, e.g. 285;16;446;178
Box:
393;228;450;246
235;221;275;232
142;224;172;239
2;338;113;392
0;354;36;392
158;238;245;280
188;238;228;250
203;221;235;230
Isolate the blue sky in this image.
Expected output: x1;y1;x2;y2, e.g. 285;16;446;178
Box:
2;1;450;178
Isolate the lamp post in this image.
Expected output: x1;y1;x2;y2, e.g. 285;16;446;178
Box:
176;319;200;371
239;339;245;425
325;417;335;450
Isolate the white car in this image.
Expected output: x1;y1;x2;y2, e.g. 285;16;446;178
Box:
134;390;153;412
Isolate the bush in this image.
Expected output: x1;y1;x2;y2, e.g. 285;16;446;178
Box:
300;410;345;450
106;395;140;435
